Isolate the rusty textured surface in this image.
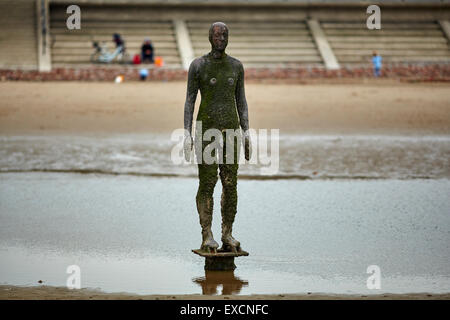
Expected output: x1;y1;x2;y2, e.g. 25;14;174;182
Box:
184;22;251;255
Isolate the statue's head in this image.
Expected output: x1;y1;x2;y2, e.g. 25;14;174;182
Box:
209;22;228;52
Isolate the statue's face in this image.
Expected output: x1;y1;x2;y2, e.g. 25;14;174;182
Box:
209;24;228;51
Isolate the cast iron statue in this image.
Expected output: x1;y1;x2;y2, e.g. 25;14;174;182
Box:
184;22;251;254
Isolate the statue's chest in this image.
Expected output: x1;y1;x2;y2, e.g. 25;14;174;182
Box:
200;62;237;91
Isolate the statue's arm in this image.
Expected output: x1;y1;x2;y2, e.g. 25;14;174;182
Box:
183;60;199;161
236;62;251;160
184;60;199;136
235;62;249;132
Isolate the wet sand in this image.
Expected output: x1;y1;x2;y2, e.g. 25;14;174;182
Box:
1;173;449;297
1;134;449;179
1;81;449;299
0;81;449;135
1;285;449;300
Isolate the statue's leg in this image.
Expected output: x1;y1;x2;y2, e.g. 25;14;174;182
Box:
220;132;240;252
197;163;219;252
219;162;240;252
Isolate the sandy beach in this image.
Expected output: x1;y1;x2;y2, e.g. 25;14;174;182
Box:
0;81;449;135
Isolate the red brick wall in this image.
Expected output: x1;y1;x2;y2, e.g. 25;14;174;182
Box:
1;65;450;82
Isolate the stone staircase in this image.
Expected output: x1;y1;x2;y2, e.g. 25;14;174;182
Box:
322;21;450;66
49;6;182;67
3;1;449;70
0;0;37;69
187;20;323;68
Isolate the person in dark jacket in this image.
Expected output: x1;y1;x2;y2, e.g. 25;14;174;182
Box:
141;38;154;63
113;33;125;53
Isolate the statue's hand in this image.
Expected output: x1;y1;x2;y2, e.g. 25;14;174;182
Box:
183;134;193;162
243;130;251;161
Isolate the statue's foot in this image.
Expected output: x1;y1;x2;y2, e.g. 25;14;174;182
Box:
201;236;219;254
221;235;241;253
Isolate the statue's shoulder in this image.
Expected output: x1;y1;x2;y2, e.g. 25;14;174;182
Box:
189;55;208;71
189;56;205;73
226;55;244;71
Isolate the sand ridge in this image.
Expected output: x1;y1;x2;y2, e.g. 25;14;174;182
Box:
0;81;449;135
1;285;449;300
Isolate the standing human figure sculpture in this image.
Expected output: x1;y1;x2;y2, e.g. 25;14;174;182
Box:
183;22;251;254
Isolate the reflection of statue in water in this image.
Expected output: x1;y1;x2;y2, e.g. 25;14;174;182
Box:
184;22;251;254
193;271;248;295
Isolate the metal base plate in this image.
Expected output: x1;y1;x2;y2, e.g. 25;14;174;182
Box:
192;249;249;271
192;248;249;258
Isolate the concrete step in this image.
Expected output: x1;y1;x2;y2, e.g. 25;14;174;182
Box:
0;25;35;31
0;53;39;59
51;29;175;36
50;22;173;29
190;36;313;42
325;30;444;36
52;41;178;49
242;62;323;68
321;23;440;30
0;34;37;41
52;47;178;55
193;42;317;49
338;55;450;62
52;35;176;41
334;49;450;56
0;13;34;20
194;49;319;56
52;55;181;63
235;56;322;62
187;22;307;29
51;63;183;68
331;42;449;49
327;36;448;43
50;10;173;21
189;29;310;36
